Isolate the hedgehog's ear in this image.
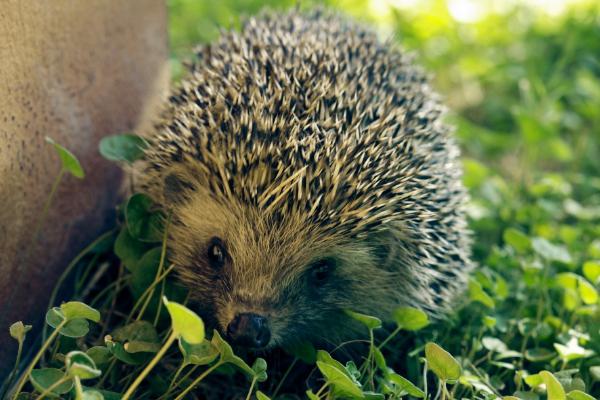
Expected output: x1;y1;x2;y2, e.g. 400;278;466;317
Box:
163;172;194;204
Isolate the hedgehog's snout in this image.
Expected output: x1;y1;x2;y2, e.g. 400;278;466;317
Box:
226;312;271;348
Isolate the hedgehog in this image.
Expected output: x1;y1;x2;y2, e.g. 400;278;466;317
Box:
141;9;472;349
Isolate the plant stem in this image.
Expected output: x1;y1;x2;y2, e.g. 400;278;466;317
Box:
0;338;24;399
11;320;67;399
173;362;223;400
73;376;84;400
34;375;71;400
126;263;176;324
314;382;330;399
135;218;170;322
440;380;447;400
271;357;298;399
122;331;178;400
377;326;402;350
42;230;116;343
245;377;258;400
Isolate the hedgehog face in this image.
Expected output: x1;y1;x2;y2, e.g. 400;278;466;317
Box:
166;190;400;348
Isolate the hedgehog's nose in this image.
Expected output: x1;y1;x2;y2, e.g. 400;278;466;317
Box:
226;313;271;348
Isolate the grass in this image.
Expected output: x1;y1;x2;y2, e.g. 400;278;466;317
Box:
2;1;600;399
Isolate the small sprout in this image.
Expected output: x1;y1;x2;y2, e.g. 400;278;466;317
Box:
392;306;429;331
345;310;382;330
29;368;73;396
65;351;102;380
252;358;268;382
9;321;32;343
540;371;566;400
99;133;148;163
424;342;461;382
163;297;205;344
45;136;85;178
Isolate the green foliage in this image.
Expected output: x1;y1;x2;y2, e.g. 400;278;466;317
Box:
4;1;600;399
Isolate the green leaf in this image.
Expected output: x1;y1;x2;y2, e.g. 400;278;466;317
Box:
482;336;508;353
540;371;566;400
582;261;600;284
425;342;461;381
163;297;205;344
252;358;268;382
373;347;386;371
503;228;531;253
60;302;101;322
388;373;425;398
590;366;600;382
211;330;235;361
567;390;595;400
345;310;382;330
65;351;102;379
554;338;593;362
105;336;149;365
30;368;73;395
113;321;160;353
306;390;320;400
468;278;495;308
9;321;32;343
256;391;271;400
86;346;112;366
532;237;572;264
46;308;89;338
316;361;364;398
82;390;105;400
129;247;162;299
524;373;543;388
316;350;352;379
99;134;148;163
179;338;219;365
210;331;254;376
114;226;148;271
126;194;164;242
46;137;85;178
392;306;429;331
524;348;555;362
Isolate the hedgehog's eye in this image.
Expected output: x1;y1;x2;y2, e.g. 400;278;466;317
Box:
310;258;336;285
207;237;226;269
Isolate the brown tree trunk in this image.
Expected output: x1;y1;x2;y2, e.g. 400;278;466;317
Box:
0;0;169;377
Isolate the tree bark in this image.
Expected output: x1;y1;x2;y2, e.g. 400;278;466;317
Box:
0;0;169;378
